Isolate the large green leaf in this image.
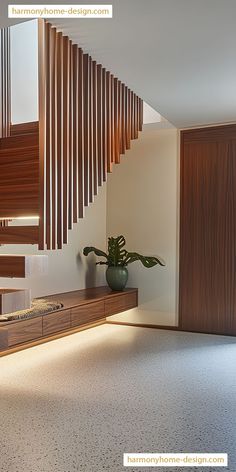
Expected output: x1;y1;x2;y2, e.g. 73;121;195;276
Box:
123;251;165;267
83;246;108;260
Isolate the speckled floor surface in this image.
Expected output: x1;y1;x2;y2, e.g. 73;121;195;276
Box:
0;324;236;472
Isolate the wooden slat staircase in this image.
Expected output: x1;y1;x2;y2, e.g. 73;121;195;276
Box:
0;19;143;312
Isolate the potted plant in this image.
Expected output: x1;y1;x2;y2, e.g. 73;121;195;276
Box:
83;235;165;291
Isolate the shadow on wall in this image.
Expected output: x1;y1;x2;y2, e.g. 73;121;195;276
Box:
77;252;98;289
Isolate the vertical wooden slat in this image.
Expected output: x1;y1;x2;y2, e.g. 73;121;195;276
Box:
62;35;69;244
117;80;121;163
92;60;98;195
0;28;11;139
56;31;63;249
50;27;57;249
120;83;125;154
106;71;112;173
72;44;78;223
126;88;131;149
139;98;143;131
102;67;107;181
78;48;84;218
68;40;73;230
45;22;52;249
135;95;138;138
130;91;135;140
97;64;103;186
89;56;93;203
110;74;114;164
38;19;46;250
83;53;89;206
113;78;119;164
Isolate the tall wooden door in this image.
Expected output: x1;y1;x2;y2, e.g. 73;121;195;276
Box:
179;125;236;335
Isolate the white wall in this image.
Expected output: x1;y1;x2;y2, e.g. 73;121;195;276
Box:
11;20;38;124
106;126;178;326
0;186;107;298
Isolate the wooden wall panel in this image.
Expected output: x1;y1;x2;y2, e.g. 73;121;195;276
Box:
179;125;236;335
38;20;143;250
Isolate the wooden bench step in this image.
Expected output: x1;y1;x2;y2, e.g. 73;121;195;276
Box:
0;255;48;278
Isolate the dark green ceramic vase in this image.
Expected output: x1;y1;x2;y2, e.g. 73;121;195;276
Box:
106;266;128;291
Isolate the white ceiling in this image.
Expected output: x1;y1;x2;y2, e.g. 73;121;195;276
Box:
1;0;236;128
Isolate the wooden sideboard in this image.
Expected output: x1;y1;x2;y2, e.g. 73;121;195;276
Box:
0;287;138;354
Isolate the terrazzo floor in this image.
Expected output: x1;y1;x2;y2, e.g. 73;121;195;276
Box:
0;324;236;472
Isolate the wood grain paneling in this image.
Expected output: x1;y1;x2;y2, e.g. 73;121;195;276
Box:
0;134;39;218
8;317;42;347
10;121;39;136
179;124;236;335
104;291;138;316
0;226;38;245
43;308;71;335
71;300;105;327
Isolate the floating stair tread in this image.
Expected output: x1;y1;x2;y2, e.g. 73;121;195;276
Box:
0;133;38;150
0;255;48;278
0;226;39;245
0;288;31;315
10;121;39;136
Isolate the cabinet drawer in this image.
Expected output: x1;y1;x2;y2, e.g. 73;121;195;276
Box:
105;292;137;316
43;309;71;336
8;317;42;347
71;301;105;327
